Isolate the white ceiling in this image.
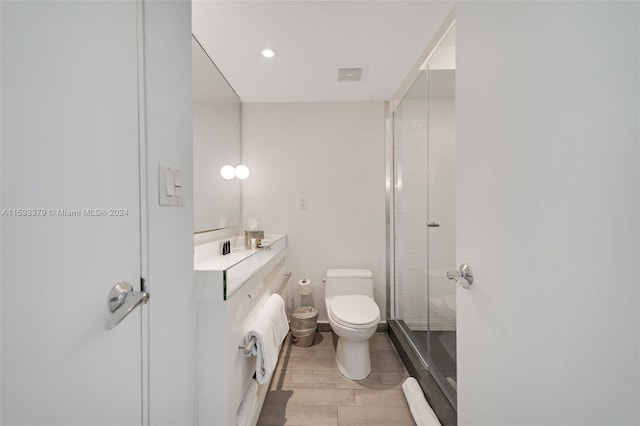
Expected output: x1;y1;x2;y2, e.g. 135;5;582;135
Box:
192;1;454;103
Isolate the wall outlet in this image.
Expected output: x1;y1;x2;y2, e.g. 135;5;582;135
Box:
298;197;308;210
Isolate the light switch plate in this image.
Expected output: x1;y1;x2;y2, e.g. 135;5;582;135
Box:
159;164;184;207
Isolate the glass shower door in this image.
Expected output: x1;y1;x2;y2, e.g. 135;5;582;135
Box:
425;66;457;407
391;61;457;412
392;69;430;354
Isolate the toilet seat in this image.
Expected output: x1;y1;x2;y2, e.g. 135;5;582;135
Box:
329;295;380;329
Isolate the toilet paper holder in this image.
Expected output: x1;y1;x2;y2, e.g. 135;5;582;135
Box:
297;278;312;296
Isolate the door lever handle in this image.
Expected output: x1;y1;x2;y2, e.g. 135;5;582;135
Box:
447;264;473;289
105;282;150;330
427;221;441;228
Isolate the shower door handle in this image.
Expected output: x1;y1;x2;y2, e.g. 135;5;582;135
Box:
427;221;440;227
447;264;473;289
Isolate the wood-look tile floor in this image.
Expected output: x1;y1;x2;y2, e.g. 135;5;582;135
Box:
258;332;417;426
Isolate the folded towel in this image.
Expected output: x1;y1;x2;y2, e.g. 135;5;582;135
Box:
401;377;441;426
247;293;289;384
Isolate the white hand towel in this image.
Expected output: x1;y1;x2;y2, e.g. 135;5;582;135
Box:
247;293;289;384
402;377;441;426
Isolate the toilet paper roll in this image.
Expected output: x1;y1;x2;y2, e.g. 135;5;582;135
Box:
297;279;312;296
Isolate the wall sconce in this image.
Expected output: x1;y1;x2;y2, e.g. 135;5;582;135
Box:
220;164;250;180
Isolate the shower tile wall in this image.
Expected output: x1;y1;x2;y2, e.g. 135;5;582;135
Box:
394;95;455;331
394;97;429;330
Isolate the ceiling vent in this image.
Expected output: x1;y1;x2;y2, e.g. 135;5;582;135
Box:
337;66;366;82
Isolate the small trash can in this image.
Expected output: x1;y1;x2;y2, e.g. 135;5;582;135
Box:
290;306;318;347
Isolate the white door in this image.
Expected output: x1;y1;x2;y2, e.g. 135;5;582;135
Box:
2;1;145;425
456;2;639;425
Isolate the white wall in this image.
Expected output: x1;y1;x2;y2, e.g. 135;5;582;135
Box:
143;1;196;424
241;102;386;321
456;2;639;424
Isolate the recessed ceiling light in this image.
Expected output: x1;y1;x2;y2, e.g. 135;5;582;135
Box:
261;48;276;58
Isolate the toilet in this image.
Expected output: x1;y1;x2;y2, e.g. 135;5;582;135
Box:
324;269;380;380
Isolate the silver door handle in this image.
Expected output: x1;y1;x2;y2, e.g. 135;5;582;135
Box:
427;221;440;227
447;264;473;289
105;281;149;330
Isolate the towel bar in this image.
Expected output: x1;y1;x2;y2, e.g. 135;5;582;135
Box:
277;272;292;295
239;336;256;357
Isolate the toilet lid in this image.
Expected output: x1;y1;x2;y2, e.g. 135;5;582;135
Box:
330;295;380;326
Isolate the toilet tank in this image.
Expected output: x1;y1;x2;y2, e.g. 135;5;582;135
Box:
324;269;374;299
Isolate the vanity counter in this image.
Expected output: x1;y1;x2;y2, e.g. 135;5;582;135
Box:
194;234;286;299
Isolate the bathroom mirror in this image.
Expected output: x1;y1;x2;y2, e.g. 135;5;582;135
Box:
192;35;241;233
